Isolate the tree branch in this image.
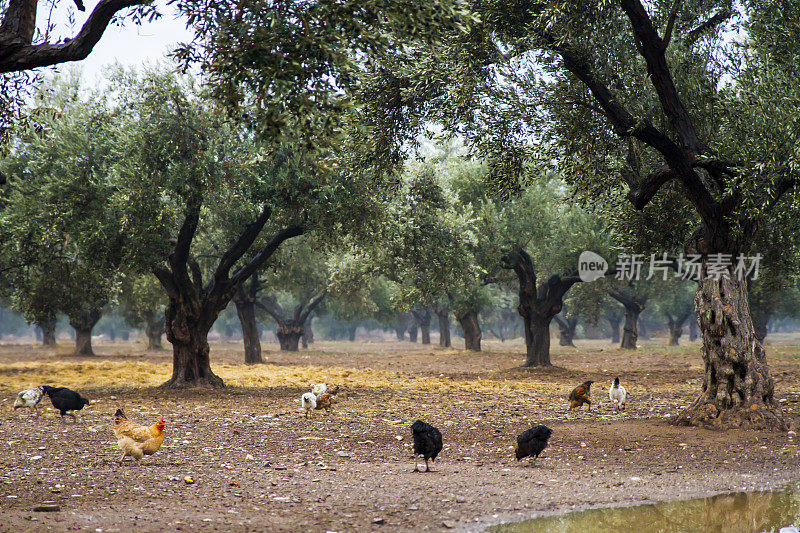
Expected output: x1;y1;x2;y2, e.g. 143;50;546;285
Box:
298;289;326;325
0;0;152;74
170;201;200;278
229;222;305;287
152;266;179;299
622;163;677;209
661;0;683;48
619;0;707;157
187;255;204;294
764;177;797;213
214;205;272;282
256;295;286;325
541;27;717;219
685;9;733;46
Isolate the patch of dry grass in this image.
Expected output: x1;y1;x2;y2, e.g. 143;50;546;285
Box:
0;360;559;396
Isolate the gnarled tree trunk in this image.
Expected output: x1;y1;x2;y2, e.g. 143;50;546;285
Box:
408;322;418;342
412;308;432;345
620;305;640;349
456;309;481;351
667;320;681;346
277;324;303;351
234;278;262;363
162;300;224;388
554;315;577;347
258;290;325;352
689;318;698;341
608;314;621;344
524;315;551;366
153;201;305;388
69;309;101;356
503;250;584;367
609;288;647;350
435;307;451;347
666;312;690;346
40;320;56;347
301;315;314;348
676;274;787;430
145;317;165;351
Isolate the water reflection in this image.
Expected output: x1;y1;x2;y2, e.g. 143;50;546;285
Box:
490;484;800;533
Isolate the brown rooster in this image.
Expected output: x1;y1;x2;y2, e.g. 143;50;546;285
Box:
113;408;165;465
315;385;340;412
568;380;594;410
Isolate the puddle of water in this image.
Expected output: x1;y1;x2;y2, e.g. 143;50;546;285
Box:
489;484;800;533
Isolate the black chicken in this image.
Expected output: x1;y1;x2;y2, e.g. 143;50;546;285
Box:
41;386;90;422
515;425;552;465
410;420;442;472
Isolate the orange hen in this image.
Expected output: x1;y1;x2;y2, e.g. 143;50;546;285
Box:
113;408;165;465
568;380;594;410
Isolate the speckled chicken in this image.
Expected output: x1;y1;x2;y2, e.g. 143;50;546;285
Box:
13;386;45;416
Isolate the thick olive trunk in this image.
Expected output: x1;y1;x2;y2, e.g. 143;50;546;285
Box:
456;310;482;351
348;324;357;342
668;322;682;346
689;319;698;341
41;321;56;347
608;316;621;344
676;275;787;430
162;303;224;389
420;324;430;344
524;316;551;367
235;298;262;364
70;311;101;356
146;325;163;350
394;325;406;340
555;316;577;347
412;308;432;345
74;327;94;356
146;330;163;350
145;315;165;351
277;324;303;351
437;311;451;347
638;319;649;340
301;317;314;348
620;305;640;350
408;323;418;342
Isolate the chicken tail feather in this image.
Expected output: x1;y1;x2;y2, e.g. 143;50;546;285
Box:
114;408;127;424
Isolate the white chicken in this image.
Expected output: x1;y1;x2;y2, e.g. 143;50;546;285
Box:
311;383;327;396
13;386;44;417
609;377;627;411
301;392;317;418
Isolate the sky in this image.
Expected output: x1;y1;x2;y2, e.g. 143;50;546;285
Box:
38;1;194;84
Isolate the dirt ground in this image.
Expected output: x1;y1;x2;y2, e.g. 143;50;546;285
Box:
1;334;800;532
